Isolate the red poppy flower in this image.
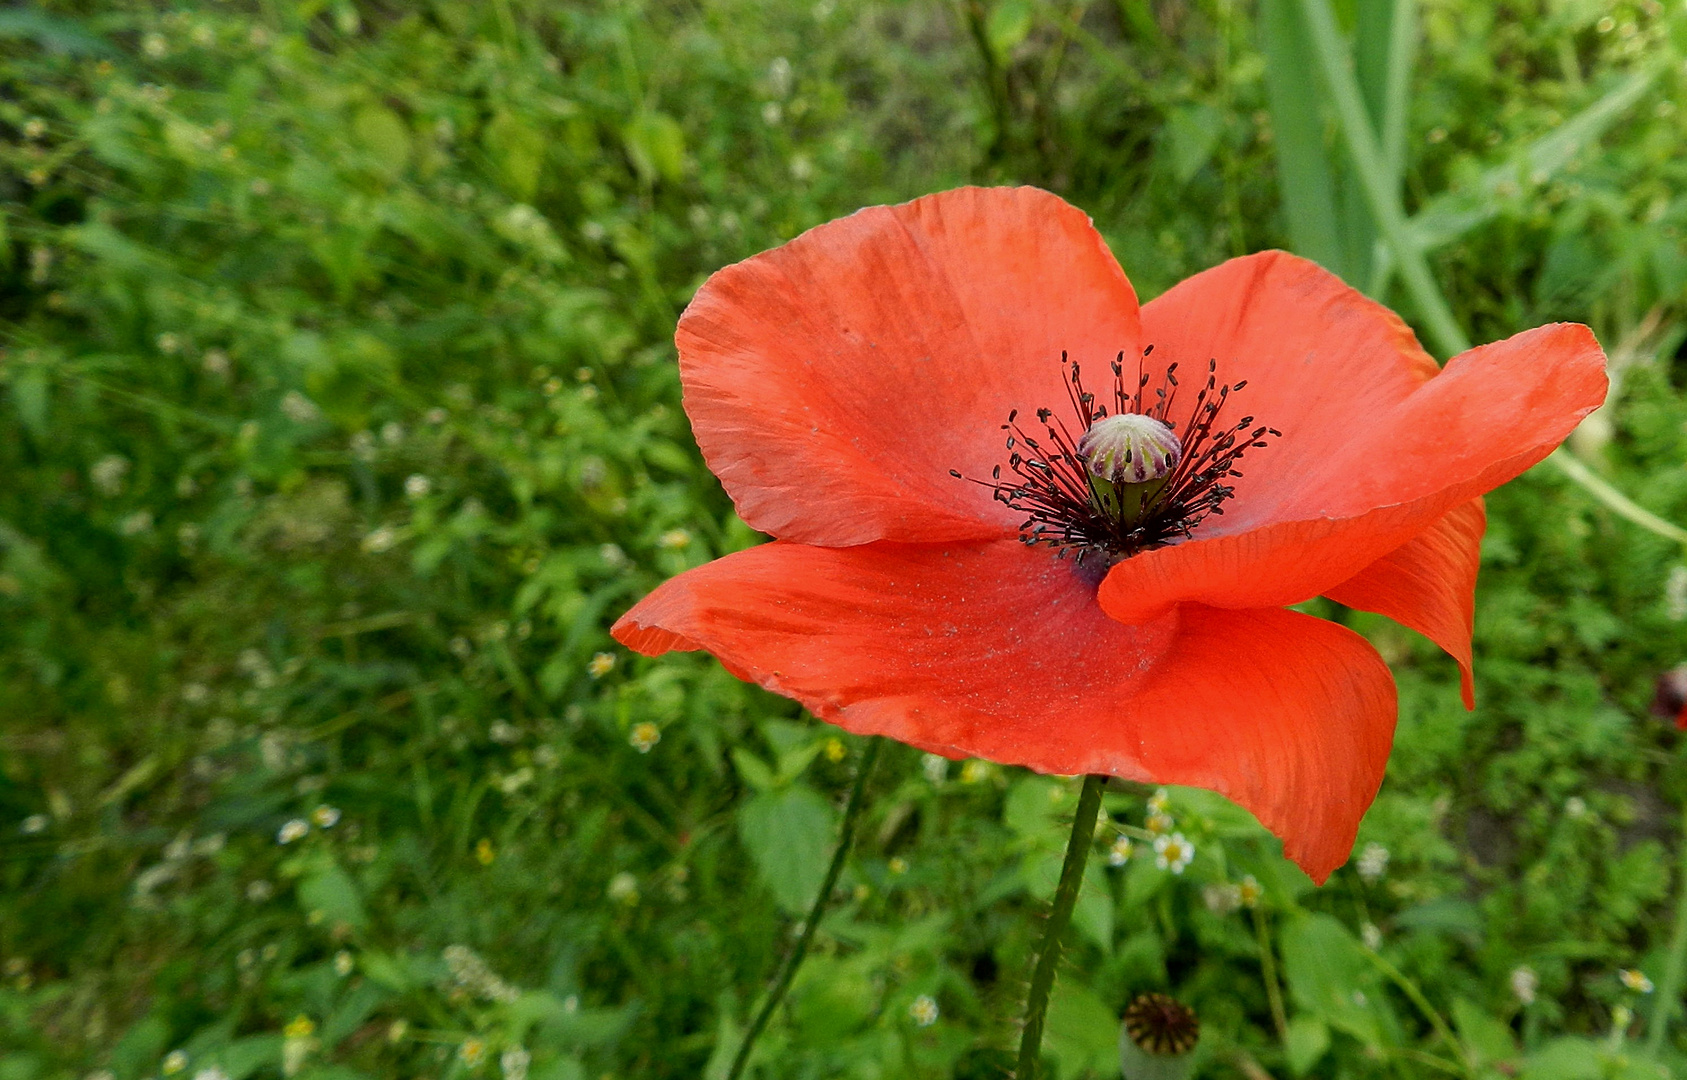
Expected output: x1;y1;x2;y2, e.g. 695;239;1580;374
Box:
612;187;1606;881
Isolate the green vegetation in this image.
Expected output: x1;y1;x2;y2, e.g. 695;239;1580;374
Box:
4;1;1687;1078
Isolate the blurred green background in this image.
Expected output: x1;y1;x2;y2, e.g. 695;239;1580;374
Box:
4;1;1687;1078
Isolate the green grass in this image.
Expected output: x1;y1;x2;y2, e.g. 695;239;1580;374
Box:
3;1;1687;1078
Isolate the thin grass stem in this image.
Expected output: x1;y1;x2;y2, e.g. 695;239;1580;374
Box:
1645;805;1687;1058
725;737;881;1080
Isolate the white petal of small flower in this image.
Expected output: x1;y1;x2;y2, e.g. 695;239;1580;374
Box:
276;819;309;844
909;994;939;1027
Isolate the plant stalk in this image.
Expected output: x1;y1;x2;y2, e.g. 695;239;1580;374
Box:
1251;905;1290;1041
1645;804;1687;1058
1016;774;1106;1080
725;737;881;1080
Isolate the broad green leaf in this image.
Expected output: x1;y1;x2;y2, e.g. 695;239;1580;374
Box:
1045;981;1118;1078
352;104;411;176
1518;1037;1603;1080
736;783;836;913
296;861;368;932
1162;103;1223;185
1285;1014;1331;1076
986;0;1034;59
623;111;686;186
1279;913;1388;1050
730;747;777;792
486;112;546;200
1452;997;1518;1068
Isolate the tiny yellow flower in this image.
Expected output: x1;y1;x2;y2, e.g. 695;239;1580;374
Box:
459;1037;487;1067
629;722;661;753
1238;875;1263;909
311;806;340;828
283;1016;315;1039
888;856;909;876
824;738;847;763
475;838;495;865
657;528;692;549
162;1050;188;1075
386;1019;408;1043
959;759;989;784
587;652;616;678
333;951;353;976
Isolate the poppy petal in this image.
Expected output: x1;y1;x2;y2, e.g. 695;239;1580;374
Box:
1324;499;1486;708
613;540;1397;882
1098;323;1605;625
675;186;1142;545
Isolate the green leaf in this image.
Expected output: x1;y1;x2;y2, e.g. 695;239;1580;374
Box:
1285;1014;1331;1076
986;0;1035;59
352;105;411;177
296;861;368;932
486;112;546;200
1161;104;1223;185
623;112;686;186
1518;1037;1603;1080
1279;913;1389;1049
1452;997;1518;1068
1045;981;1119;1078
737;784;836;913
730;747;777;792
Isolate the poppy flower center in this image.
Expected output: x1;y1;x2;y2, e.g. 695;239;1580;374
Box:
953;348;1279;562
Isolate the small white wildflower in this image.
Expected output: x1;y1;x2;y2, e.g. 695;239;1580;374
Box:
161;1050;188;1075
246;879;274;902
657;528;692;549
458;1038;486;1067
1565;795;1588;819
960;760;989;784
1204;883;1243;914
310;805;340;828
333;951;353;976
1238;875;1263;909
628;723;660;753
1620;968;1655;993
909;994;939;1027
360;525;398;553
1145;810;1175;835
1361;922;1383;950
1107;836;1135;867
1511;965;1539;1004
600;542;628;568
380;422;404;445
424;406;448;424
22;118;45;139
20;814;48;835
276;819;309;844
789;155;814;181
193;1068;229;1080
1357;842;1390;882
201;349;230;376
1147;788;1171;814
90;455;131;495
608;871;639;904
499;1047;531;1080
588;652;616;678
142;32;168;57
888;856;909;875
922;753;949;783
489;720;519;744
119;510;154;536
404;474;431;498
767;56;793;96
761;101;782;126
279;391;320;423
1153;832;1194;874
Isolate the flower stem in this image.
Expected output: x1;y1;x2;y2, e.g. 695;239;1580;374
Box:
725;737;881;1080
1251;905;1289;1041
1645;804;1687;1058
1016;774;1106;1080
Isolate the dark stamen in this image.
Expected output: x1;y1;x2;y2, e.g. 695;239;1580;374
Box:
952;349;1277;561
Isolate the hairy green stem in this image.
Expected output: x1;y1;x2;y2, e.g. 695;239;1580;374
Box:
726;738;881;1080
1645;805;1687;1058
1016;774;1105;1080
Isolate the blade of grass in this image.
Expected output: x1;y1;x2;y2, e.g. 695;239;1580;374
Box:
1259;0;1345;275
